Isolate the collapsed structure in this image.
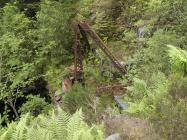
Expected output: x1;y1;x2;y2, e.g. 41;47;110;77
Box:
73;21;126;82
55;21;127;108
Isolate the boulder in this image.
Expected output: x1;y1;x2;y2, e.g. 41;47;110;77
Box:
105;133;121;140
105;115;160;140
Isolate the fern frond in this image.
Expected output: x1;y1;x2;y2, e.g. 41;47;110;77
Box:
0;123;16;140
66;109;84;140
168;45;187;76
52;108;70;140
27;125;52;140
11;113;29;140
0;109;104;140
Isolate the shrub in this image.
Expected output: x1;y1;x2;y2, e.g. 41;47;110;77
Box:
126;72;169;114
149;99;187;139
169;74;187;100
62;84;110;123
19;95;52;117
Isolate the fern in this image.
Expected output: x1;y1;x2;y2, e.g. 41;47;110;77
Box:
127;78;148;100
126;72;169;114
0;123;16;140
0;108;104;140
51;108;70;140
66;109;85;140
168;45;187;76
11;113;29;140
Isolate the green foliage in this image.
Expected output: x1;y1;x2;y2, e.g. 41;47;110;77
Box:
63;84;101;122
79;0;93;18
36;0;80;64
0;0;187;139
0;109;104;140
146;30;182;69
127;78;148;100
0;3;36;88
0;3;40;120
126;71;187;139
168;45;187;76
126;72;169;114
63;84;91;113
35;0;81;90
84;59;105;84
149;97;187;139
169;75;187;100
125;67;187;139
0;0;81;121
19;95;52;117
45;64;68;91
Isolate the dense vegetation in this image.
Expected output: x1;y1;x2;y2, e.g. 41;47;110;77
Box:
0;0;187;139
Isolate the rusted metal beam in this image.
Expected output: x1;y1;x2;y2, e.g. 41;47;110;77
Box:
78;24;91;54
78;22;126;75
97;85;126;90
73;21;126;84
74;26;83;82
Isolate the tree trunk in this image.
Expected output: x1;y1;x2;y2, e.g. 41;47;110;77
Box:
9;101;19;119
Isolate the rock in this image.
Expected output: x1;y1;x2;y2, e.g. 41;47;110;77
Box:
114;96;128;110
62;78;72;93
53;91;62;106
105;115;160;140
105;133;121;140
